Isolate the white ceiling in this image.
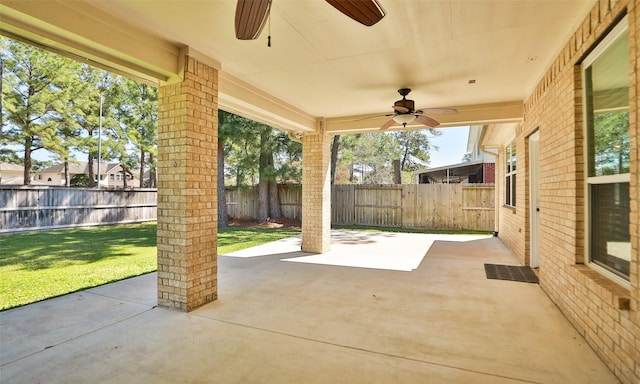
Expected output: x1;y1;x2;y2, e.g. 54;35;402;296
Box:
2;0;596;131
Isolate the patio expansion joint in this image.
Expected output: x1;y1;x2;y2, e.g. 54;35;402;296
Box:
0;301;157;368
193;313;545;384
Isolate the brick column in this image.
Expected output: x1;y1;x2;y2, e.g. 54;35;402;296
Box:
157;55;218;311
301;130;331;253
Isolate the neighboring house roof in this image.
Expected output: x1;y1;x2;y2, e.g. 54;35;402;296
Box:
0;162;24;172
417;160;486;184
0;176;48;185
36;162;125;175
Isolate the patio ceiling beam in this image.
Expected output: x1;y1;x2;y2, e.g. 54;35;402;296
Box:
323;100;524;134
0;1;181;84
218;72;317;134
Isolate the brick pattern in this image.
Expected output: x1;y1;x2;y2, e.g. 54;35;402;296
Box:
301;131;331;253
157;56;218;311
498;0;640;382
483;163;496;184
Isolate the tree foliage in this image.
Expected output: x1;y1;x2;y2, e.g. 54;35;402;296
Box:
219;110;302;223
1;37;158;188
331;130;439;184
1;37;75;184
2;37;441;196
592;111;630;176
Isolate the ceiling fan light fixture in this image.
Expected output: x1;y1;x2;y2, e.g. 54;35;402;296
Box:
393;114;416;126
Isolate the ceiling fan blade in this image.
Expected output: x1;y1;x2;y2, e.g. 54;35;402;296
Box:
380;119;395;130
393;105;410;113
354;113;394;121
416;115;440;127
235;0;272;40
416;107;458;115
325;0;386;26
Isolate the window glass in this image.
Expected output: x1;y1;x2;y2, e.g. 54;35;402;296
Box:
585;29;630;177
590;183;630;278
584;18;630;280
505;141;516;207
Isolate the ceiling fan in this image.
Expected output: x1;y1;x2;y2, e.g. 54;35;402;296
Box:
377;88;458;130
235;0;385;40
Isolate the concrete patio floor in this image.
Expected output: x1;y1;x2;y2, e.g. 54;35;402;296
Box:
1;231;620;383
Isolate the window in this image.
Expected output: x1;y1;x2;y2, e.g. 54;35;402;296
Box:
583;17;630;281
505;141;516;207
110;174;115;181
116;172;123;181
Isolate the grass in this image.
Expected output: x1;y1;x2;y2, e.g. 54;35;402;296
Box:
0;223;300;311
218;226;300;254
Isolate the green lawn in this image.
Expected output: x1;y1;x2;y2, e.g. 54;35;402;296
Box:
0;223;300;311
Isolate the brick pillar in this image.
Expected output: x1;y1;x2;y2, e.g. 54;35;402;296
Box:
157;55;218;311
301;130;331;253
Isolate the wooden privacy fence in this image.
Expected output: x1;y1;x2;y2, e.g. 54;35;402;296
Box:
332;184;495;231
0;186;157;233
1;184;494;233
227;184;495;231
226;185;302;220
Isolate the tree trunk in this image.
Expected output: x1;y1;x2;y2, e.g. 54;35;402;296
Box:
217;140;229;228
268;185;282;221
257;129;270;223
122;161;128;190
268;181;282;219
88;154;96;188
23;137;32;185
258;150;269;223
330;135;340;185
139;149;146;188
64;160;70;187
392;159;401;184
149;153;156;188
349;160;354;183
258;177;268;223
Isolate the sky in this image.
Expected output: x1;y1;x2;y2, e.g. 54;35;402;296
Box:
428;126;470;168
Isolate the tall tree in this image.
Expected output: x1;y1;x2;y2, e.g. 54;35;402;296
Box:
350;133;400;183
48;60;84;186
217;110;242;228
257;126;274;222
117;79;157;187
1;38;72;184
392;129;440;172
71;65;120;187
330;135;340;185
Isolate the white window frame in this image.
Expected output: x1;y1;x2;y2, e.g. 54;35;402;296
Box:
504;141;516;207
582;16;630;287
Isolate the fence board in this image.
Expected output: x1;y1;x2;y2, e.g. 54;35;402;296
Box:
354;185;402;227
0;187;157;233
1;183;495;232
331;185;355;225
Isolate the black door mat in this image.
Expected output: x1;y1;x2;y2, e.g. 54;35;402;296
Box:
484;264;539;284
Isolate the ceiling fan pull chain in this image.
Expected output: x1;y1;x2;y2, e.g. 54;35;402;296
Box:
267;5;272;47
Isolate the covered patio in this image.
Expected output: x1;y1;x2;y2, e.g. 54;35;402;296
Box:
2;0;639;381
1;233;619;383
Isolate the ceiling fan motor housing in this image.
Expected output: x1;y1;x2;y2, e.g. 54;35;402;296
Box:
394;98;415;112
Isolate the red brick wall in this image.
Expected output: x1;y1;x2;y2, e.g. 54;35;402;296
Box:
483;163;495;184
